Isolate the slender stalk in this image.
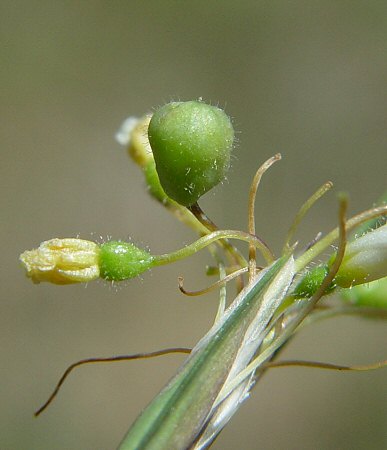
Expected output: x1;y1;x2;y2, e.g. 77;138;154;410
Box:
247;154;281;281
178;267;248;297
283;181;333;252
153;229;274;266
188;202;248;270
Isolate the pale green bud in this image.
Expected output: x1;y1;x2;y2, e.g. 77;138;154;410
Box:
334;224;387;288
341;278;387;309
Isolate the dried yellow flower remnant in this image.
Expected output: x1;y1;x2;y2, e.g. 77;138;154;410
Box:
128;115;153;167
116;114;153;168
20;238;100;284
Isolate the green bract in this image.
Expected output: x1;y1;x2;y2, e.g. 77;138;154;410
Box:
99;241;154;281
148;100;234;206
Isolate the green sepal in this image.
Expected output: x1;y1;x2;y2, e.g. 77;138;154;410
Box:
99;241;154;281
292;264;334;299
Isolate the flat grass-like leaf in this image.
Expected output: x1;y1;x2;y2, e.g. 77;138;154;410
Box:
118;255;295;450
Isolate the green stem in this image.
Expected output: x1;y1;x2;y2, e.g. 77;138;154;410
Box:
153;229;274;267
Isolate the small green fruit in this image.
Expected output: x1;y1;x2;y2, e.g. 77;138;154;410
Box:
148;100;234;206
99;241;154;281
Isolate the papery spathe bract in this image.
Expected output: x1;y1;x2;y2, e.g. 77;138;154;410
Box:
117;256;295;450
20;238;100;285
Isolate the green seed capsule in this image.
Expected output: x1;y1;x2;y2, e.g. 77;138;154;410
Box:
148;100;234;206
99;241;154;281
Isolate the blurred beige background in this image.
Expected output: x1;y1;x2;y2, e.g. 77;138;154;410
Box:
2;1;386;449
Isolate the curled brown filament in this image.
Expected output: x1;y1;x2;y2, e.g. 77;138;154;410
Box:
178;267;249;297
34;347;191;417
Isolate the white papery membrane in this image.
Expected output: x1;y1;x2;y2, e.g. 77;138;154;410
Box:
194;256;295;449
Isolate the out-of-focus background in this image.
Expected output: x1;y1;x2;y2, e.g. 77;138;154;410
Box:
2;1;386;449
